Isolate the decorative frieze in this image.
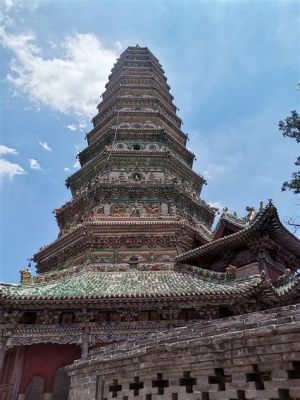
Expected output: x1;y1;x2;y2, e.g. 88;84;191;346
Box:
55;183;214;233
35;231;194;272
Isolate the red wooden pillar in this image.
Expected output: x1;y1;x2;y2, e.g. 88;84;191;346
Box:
0;346;26;400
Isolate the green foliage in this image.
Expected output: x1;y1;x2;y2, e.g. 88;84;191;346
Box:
279;110;300;194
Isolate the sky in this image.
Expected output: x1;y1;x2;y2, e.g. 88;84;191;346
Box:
0;0;299;283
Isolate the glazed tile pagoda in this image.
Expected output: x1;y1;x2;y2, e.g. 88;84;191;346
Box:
0;45;300;400
36;46;214;273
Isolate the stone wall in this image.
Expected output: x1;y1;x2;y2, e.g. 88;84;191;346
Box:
67;304;300;400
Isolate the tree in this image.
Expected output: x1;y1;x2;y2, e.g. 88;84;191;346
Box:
278;110;300;194
278;110;300;232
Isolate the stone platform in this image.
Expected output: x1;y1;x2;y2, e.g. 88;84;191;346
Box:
67;303;300;399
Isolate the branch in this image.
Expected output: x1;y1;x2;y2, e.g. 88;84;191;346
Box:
278;110;300;142
284;215;300;233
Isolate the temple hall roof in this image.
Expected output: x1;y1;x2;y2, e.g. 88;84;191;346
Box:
0;264;299;303
177;202;300;262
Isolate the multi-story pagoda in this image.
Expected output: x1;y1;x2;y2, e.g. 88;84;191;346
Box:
42;45;214;272
0;46;299;400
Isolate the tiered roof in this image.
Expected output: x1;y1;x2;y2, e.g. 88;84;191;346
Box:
1;46;299;311
31;45;218;274
177;202;300;263
1;263;299;304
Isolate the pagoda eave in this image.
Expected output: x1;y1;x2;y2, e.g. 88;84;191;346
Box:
67;151;205;194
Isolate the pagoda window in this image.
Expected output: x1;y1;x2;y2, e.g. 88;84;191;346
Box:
94;312;109;322
148;144;158;151
178;309;197;320
137;311;149;321
219;307;234;318
132;172;143;181
137;310;161;321
60;312;74;324
133;144;141;150
149;310;161;321
20;311;37;325
108;312;121;322
186;309;197;319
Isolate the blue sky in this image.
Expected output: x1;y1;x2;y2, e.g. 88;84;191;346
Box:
0;0;299;283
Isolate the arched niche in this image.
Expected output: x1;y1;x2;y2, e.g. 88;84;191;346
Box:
24;376;44;400
52;366;70;400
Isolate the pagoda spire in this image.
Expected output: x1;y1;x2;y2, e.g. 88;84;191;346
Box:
34;46;215;274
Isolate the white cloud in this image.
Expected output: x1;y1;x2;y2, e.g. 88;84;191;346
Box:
64;167;70;172
73;160;80;169
75;144;82;153
67;121;87;132
38;141;52;151
3;0;13;11
208;201;224;211
0;28;120;117
28;158;41;170
67;124;78;131
203;170;212;179
0;144;18;155
0;158;25;179
78;121;87;130
202;162;236;180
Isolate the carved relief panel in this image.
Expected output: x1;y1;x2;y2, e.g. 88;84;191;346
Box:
110;204;126;216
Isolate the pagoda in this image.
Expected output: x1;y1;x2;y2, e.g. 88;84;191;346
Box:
0;46;299;400
38;45;214;273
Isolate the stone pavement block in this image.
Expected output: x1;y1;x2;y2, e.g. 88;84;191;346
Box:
245;388;279;398
151;395;170;400
176;394;201;400
208;390;241;400
294;313;300;322
194;383;219;391
225;365;253;375
120;389;130;396
231;373;248;382
265;379;300;389
271;369;288;379
289;388;300;399
226;381;256;390
195;376;209;384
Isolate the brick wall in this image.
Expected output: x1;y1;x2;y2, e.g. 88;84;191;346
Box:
68;304;300;400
